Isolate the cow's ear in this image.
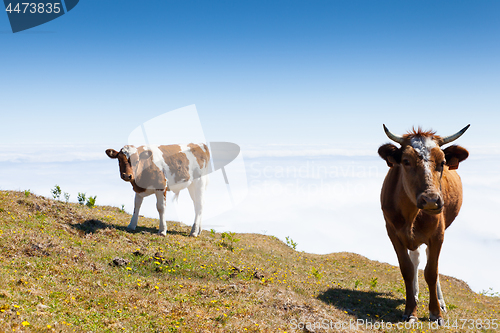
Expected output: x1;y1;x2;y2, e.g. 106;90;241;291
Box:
106;149;119;159
378;144;402;167
139;150;153;160
443;145;469;170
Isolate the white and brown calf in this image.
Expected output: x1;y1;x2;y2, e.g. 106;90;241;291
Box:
106;144;210;237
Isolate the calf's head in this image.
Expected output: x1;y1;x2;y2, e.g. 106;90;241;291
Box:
106;146;165;190
106;145;138;182
379;125;469;214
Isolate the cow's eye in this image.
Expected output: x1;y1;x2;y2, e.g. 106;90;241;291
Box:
403;159;411;166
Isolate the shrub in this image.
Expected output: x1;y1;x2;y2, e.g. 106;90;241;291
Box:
77;192;86;205
86;195;97;208
51;185;62;200
285;236;297;250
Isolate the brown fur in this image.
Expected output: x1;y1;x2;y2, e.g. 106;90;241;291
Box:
131;146;166;191
188;143;210;169
158;145;190;183
378;130;469;323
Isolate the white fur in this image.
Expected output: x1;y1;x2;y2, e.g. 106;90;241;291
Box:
410;137;436;162
409;247;421;304
410;137;438;186
125;144;209;237
121;145;137;159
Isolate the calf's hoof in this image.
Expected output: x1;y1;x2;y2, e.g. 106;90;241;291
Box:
189;232;199;237
158;231;167;237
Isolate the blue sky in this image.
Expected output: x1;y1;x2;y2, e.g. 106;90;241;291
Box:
1;0;499;147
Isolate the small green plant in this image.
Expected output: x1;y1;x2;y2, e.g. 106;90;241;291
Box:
395;283;405;295
24;189;30;197
311;267;322;280
220;232;240;252
480;287;500;297
77;192;86;205
51;185;62;200
86;195;97;208
369;277;378;290
210;229;216;238
119;204;125;213
354;279;362;289
447;304;458;310
63;192;70;203
285;236;297;250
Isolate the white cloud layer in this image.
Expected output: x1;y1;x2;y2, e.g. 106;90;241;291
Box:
0;144;499;294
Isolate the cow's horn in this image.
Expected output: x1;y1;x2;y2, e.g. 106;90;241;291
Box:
383;124;404;145
440;124;470;146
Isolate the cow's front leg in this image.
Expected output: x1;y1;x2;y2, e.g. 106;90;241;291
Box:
387;230;418;322
155;190;167;236
425;240;444;325
128;193;143;231
426;246;447;313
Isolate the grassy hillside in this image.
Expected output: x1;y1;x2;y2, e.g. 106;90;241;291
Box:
0;190;498;332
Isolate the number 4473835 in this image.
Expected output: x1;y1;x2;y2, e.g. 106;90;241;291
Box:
5;2;61;14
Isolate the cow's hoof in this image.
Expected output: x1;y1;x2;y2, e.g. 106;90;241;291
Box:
430;315;444;326
189;233;199;238
158;232;167;237
126;227;136;232
402;315;418;323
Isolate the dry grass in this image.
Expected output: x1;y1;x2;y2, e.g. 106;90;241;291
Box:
0;190;498;332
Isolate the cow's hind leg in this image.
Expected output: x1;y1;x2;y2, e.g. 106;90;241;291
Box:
409;247;421;304
128;193;144;231
188;176;207;237
426;246;447;313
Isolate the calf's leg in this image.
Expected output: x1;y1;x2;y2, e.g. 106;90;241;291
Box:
155;190;167;236
128;193;144;231
188;176;207;237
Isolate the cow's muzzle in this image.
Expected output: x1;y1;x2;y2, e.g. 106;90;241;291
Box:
121;173;133;181
417;193;444;214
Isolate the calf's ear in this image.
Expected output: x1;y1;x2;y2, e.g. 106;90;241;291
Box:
378;144;401;167
106;149;119;159
443;145;469;170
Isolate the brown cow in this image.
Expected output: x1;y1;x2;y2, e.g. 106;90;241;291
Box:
378;124;470;325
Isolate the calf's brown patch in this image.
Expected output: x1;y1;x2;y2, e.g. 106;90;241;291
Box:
159;145;190;183
188;143;210;169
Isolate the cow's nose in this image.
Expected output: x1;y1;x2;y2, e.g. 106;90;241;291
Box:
417;193;443;210
121;173;132;181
